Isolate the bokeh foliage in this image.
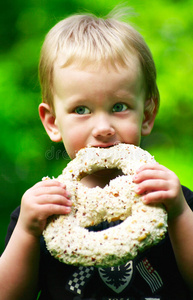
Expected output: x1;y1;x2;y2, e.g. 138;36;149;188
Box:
1;0;193;253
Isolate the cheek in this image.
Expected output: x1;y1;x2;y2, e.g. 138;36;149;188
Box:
62;127;87;158
120;123;142;145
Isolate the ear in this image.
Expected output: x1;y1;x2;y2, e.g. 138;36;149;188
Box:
141;98;158;136
39;103;62;142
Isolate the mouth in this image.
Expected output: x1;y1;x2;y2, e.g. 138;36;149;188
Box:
88;142;120;148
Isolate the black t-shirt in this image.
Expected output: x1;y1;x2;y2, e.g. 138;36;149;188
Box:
4;186;193;300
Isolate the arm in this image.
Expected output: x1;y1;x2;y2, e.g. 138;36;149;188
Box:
133;163;193;293
0;180;72;300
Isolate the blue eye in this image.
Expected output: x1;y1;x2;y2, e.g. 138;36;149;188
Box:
112;103;128;112
74;106;90;115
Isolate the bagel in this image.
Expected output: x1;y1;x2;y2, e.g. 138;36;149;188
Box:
43;144;167;267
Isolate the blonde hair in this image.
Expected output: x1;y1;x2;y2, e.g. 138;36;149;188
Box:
39;8;159;111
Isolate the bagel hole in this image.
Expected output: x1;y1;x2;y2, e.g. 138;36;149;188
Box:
86;219;123;232
80;168;124;188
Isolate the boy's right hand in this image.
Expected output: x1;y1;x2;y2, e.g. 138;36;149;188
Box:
17;180;72;237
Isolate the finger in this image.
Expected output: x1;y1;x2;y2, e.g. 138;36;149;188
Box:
38;203;72;218
135;179;169;195
37;194;72;206
32;179;66;189
34;185;71;198
135;163;168;174
141;190;168;205
133;169;169;183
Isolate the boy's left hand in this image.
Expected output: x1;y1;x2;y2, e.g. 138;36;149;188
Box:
133;163;187;220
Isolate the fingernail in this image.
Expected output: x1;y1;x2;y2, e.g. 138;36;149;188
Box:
66;207;71;213
67;200;72;206
142;196;147;203
66;192;71;199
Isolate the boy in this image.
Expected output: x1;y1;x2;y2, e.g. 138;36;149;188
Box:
1;8;193;300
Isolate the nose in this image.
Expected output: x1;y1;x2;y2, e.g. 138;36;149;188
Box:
92;113;115;138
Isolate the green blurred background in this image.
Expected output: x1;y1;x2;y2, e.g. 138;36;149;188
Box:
1;0;193;254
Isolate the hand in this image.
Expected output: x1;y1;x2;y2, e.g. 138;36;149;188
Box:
133;163;187;220
18;180;72;237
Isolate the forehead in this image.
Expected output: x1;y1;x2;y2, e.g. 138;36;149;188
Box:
53;53;145;95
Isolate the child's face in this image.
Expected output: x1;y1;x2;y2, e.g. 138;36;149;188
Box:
42;58;156;159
